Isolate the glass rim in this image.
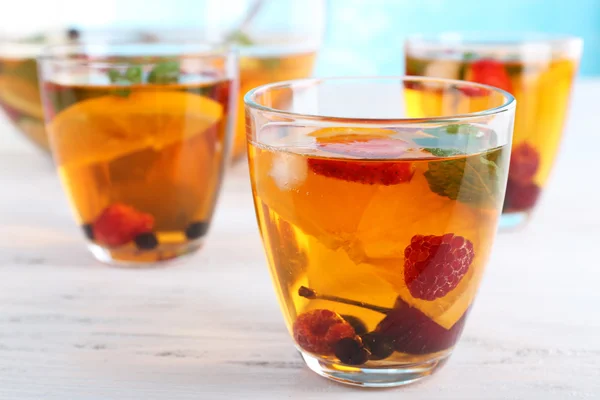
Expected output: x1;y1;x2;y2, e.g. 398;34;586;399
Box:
37;41;234;65
244;76;516;124
406;32;583;52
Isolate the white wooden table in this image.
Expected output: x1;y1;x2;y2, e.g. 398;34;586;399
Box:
0;81;599;400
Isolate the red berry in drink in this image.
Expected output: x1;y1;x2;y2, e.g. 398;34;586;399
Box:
509;142;540;184
308;158;414;186
92;203;154;247
462;59;513;96
293;309;356;355
505;180;541;211
404;233;475;301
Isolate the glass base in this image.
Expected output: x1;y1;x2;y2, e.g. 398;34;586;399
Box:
499;211;531;231
300;350;451;388
88;239;204;267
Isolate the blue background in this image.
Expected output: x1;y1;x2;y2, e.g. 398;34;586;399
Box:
317;0;600;77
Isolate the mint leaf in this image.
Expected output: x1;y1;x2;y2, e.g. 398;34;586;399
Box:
147;61;180;84
424;148;464;157
107;67;141;97
125;66;143;83
107;69;122;83
423;148;505;208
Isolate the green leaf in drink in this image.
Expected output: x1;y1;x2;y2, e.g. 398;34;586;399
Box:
147;61;181;84
423;149;505;209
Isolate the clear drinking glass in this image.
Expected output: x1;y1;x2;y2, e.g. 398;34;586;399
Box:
38;41;237;266
405;33;582;229
245;77;515;387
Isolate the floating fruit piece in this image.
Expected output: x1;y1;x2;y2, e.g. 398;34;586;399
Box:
505;180;541;211
404;233;475;301
49;91;223;168
317;136;411;159
462;59;513;96
185;221;210;240
308;158;414;186
307;130;415;185
92;203;154;247
134;232;159;250
334;337;370;365
292;309;356;355
376;297;469;355
509;142;540;184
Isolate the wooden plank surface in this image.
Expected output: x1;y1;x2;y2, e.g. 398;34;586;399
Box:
0;81;598;399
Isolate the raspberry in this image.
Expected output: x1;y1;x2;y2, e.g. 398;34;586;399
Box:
308;158;414;186
376;297;469;355
505;180;541;211
461;59;512;97
293;309;356;355
509;142;540;184
404;233;474;301
92;203;154;247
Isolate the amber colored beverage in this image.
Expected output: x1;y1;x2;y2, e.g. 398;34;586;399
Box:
43;80;231;264
38;42;236;265
231;52;316;161
249;127;508;368
247;77;515;386
405;35;582;228
0;57;48;150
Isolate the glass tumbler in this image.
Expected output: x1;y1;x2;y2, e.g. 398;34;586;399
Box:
38;41;237;266
245;77;515;387
406;33;582;229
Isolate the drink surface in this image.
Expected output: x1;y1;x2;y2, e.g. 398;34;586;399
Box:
45;77;231;263
406;52;577;215
248;127;507;365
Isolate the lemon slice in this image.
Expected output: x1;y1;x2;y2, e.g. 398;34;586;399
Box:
0;76;44;119
49;91;223;167
309;127;397;140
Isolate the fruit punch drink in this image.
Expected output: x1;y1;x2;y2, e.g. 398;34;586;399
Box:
406;34;582;228
39;43;236;265
246;77;515;386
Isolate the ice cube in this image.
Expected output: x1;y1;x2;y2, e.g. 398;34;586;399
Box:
269;152;307;190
